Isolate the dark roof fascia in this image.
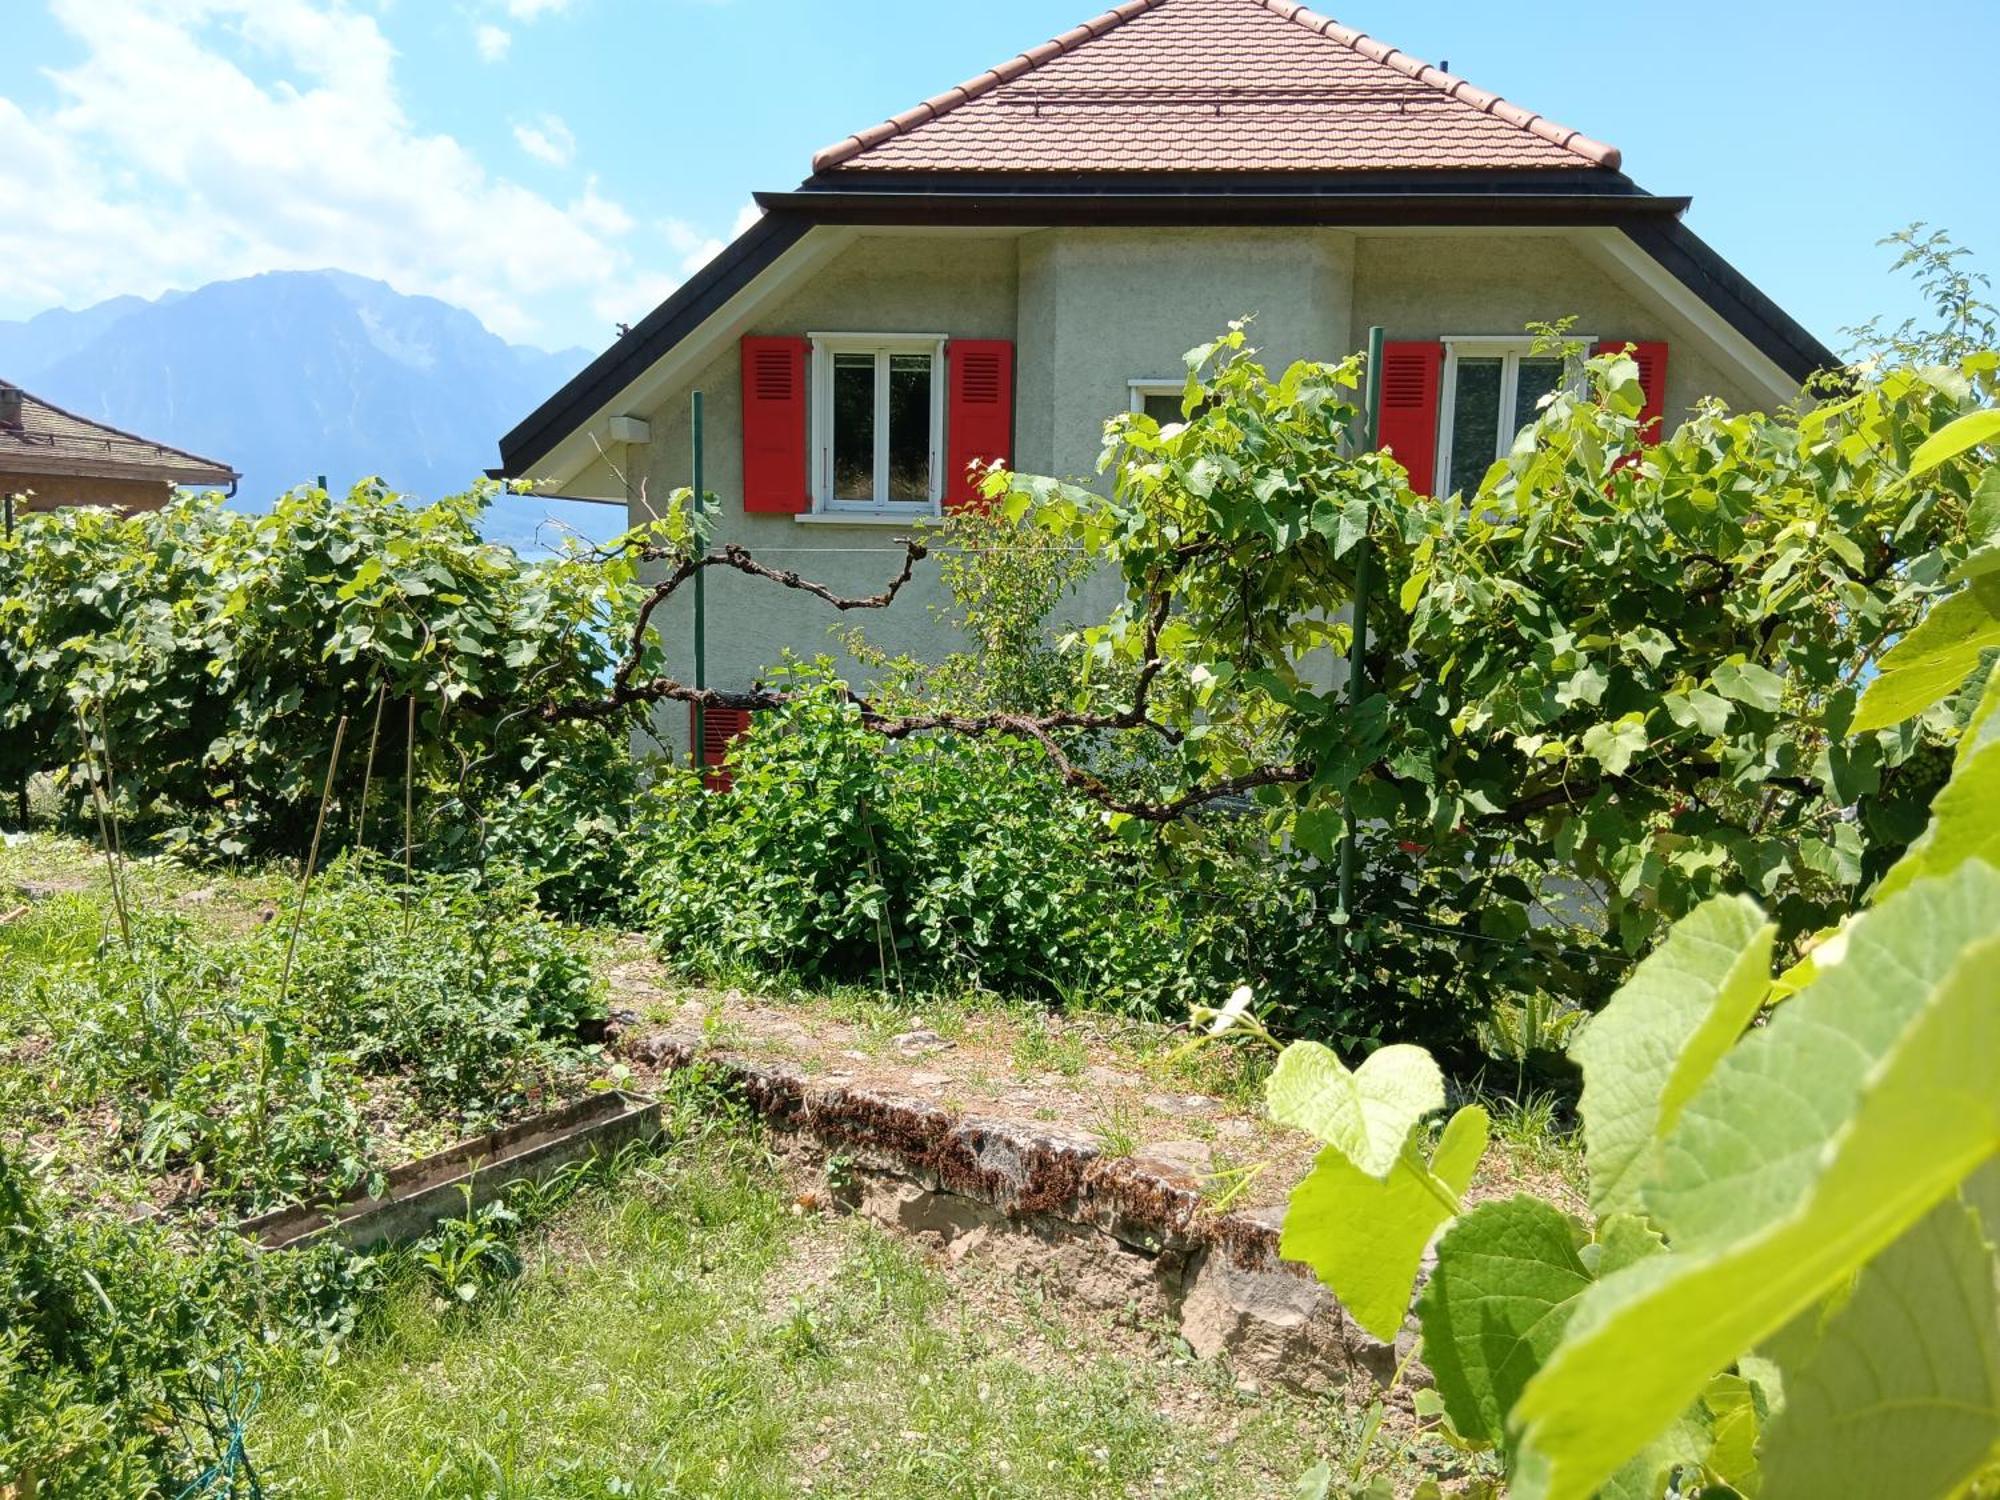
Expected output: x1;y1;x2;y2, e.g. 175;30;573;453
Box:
1622;218;1837;385
497;209;815;479
756;184;1688;230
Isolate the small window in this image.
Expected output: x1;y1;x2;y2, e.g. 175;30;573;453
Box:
1437;338;1590;498
1130;379;1204;426
811;335;944;513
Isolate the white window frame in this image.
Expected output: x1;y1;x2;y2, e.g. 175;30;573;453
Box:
809;332;946;515
1129;377;1188;417
1436;336;1593;496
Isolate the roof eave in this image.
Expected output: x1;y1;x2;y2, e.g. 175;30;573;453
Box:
0;451;238;487
756;178;1689;230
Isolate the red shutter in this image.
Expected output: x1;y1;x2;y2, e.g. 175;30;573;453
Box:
1595;340;1670;442
691;704;754;792
1377;341;1444;497
740;336;809;513
945;339;1014;509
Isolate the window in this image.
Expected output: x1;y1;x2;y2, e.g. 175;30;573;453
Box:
1129;378;1204;425
1436;338;1590;499
811;335;945;513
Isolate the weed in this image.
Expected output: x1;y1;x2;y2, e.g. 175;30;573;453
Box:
1092;1097;1142;1160
1012;1018;1088;1079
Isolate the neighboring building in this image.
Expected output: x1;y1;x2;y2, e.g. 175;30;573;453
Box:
496;0;1834;757
0;378;238;518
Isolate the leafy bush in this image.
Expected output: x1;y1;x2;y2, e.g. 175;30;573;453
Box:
0;1146;273;1498
475;731;650;923
633;664;1550;1052
0;480;636;856
1257;568;2000;1499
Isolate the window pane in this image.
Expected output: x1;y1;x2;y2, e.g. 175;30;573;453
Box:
886;354;931;502
1514;358;1565;433
1143;391;1183;424
1448;357;1503;497
832;352;875;501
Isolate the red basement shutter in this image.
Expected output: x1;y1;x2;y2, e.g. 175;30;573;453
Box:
691;703;754;792
740;336;809;513
945;339;1014;509
1595;340;1670;443
1376;341;1445;497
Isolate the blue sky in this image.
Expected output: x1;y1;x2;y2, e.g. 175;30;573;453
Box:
2;0;1995;357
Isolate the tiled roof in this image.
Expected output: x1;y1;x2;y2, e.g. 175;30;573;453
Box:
0;380;237;487
813;0;1619;176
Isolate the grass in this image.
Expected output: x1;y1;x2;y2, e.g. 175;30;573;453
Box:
250;1129;1379;1498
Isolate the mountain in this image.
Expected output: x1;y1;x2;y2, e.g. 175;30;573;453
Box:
0;271;611;553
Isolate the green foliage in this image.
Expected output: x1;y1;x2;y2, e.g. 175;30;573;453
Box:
844;499;1100;716
1262;616;2000;1499
995;326;1996;984
1755;1190;2000;1500
13;864;603;1211
0;480;636;856
634;664;1502;1049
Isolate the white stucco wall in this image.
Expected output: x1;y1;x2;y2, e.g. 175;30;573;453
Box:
593;224;1794;755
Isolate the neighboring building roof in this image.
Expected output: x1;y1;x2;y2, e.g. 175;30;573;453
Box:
0;379;238;490
812;0;1620;176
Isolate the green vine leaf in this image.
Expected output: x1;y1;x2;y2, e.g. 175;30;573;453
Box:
1511;862;2000;1500
1266;1040;1444;1180
1758;1195;2000;1500
1853;576;2000;731
1909;406;2000;475
1279;1104;1488;1344
1570;893;1775;1218
1417;1195;1592;1450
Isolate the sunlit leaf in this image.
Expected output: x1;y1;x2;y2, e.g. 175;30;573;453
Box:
1512;863;2000;1499
1279;1105;1488;1343
1570;894;1775;1217
1758;1195;2000;1500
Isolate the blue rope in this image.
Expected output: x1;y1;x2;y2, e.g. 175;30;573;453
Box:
171;1362;263;1500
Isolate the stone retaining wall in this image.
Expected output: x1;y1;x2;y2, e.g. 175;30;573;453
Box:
632;1028;1419;1395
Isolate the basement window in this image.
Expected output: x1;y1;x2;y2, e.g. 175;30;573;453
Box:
1129;378;1207;426
1436;337;1591;499
811;335;944;513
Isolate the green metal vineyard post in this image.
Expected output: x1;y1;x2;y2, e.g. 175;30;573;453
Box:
690;390;706;775
1336;325;1385;941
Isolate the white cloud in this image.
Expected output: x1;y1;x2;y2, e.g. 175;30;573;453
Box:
513;113;575;167
502;0;574;17
473;22;511;62
663;219;725;277
571;177;634;237
0;0;726;348
588;202;762;329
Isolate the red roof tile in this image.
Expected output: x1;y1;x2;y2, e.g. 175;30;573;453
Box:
813;0;1619;176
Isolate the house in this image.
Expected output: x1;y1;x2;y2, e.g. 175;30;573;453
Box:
0;378;238;523
495;0;1834;760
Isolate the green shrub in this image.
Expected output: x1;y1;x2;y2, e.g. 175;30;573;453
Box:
638;665;1128;995
632;664;1574;1053
475;732;649;923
